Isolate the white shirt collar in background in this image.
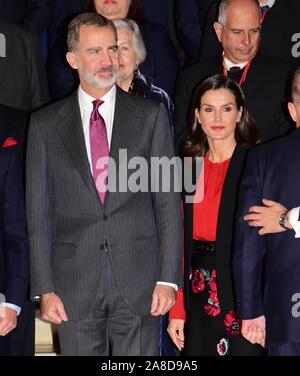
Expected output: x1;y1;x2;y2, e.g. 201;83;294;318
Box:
259;0;275;8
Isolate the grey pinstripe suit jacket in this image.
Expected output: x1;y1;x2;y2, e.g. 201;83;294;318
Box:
26;87;182;319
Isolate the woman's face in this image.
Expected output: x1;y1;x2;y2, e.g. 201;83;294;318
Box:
195;88;242;143
94;0;131;19
116;27;138;82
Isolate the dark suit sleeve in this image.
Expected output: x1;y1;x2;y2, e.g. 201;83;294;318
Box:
233;149;266;319
26;115;55;297
140;23;180;97
174;0;203;63
150;103;183;287
174;70;192;153
28;31;50;110
198;0;222;61
46;30;77;100
22;0;49;34
2;148;29;308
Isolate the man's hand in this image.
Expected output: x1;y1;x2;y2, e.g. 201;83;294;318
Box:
41;292;68;324
241;315;266;347
150;285;176;316
0;307;17;336
167;319;185;351
244;199;289;235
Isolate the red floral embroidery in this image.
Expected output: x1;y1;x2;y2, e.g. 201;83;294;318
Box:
224;310;241;336
2;137;17;148
204;269;221;316
217;338;229;356
191;269;205;293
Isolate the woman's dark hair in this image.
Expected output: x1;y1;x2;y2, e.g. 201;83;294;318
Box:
83;0;142;20
183;74;259;158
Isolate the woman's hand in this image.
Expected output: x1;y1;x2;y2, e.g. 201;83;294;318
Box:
167;319;185;351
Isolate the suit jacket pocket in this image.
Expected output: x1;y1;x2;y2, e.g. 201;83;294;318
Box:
52;242;76;259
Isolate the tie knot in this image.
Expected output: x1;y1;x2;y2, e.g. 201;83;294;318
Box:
92;99;104;111
91;99;104;122
229;66;241;73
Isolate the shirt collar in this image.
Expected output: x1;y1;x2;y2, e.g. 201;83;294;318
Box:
223;56;248;71
259;0;275;8
78;84;116;111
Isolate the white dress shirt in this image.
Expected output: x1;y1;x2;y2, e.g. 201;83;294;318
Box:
259;0;275;8
224;57;248;71
289;207;300;238
77;85;177;291
0;303;21;316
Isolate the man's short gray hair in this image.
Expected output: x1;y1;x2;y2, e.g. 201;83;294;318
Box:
218;0;261;26
67;12;117;52
112;18;147;65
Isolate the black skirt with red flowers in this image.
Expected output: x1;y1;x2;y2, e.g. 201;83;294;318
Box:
183;242;263;356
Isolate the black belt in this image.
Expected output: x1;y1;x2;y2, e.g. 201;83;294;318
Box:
192;239;216;253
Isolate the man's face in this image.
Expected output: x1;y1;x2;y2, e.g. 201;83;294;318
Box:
214;1;261;63
67;25;119;92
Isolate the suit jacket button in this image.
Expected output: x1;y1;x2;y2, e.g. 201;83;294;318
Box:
103;215;107;221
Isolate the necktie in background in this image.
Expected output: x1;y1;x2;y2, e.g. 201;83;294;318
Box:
260;5;270;15
89;99;109;203
229;66;241;73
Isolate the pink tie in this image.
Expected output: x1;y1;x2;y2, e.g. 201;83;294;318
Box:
89;99;109;203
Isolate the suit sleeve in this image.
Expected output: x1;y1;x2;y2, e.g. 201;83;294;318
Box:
3;148;29;308
22;0;49;34
233;149;266;319
26;115;55;298
174;70;192;153
141;24;180;97
198;0;222;61
150;103;183;287
174;0;203;63
28;31;50;110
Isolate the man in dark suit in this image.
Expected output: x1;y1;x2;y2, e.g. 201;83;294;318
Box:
27;13;182;356
0;21;49;111
234;66;300;356
0;145;29;356
0;105;34;357
0;104;29;158
174;0;291;152
199;0;300;66
0;21;49;354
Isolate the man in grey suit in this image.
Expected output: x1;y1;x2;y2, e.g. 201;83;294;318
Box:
26;13;182;356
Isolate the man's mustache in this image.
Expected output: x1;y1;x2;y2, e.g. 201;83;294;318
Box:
95;66;117;74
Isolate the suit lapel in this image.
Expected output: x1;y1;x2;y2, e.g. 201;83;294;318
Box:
56;92;100;201
109;87;137;159
104;88;138;208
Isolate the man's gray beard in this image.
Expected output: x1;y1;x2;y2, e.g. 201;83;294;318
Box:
78;66;118;89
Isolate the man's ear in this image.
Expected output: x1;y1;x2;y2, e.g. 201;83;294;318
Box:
288;101;297;123
66;51;78;70
213;22;223;43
